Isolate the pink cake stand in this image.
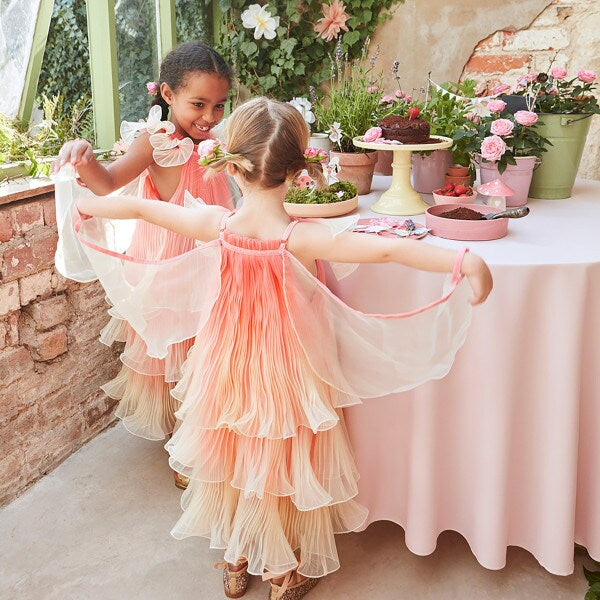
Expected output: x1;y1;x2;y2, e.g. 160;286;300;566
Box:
353;135;452;216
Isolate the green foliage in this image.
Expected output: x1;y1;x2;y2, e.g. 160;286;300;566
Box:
584;566;600;600
216;0;404;101
313;41;384;153
176;0;211;43
0;94;93;176
285;180;357;204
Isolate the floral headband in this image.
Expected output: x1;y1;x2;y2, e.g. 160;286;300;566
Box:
304;147;328;163
146;81;159;96
197;138;240;167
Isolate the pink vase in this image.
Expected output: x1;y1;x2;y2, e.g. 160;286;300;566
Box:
374;150;393;176
411;150;452;193
478;156;537;207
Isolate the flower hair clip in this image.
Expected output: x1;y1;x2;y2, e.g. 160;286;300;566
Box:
146;81;158;96
304;147;328;163
197;138;235;167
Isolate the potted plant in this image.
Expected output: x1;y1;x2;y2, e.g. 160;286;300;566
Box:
507;68;599;199
453;100;550;206
284;180;358;217
314;41;382;194
289;95;330;152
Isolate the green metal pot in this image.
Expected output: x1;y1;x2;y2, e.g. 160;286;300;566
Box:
529;113;593;199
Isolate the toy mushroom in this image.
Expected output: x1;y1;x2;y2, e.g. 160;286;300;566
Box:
477;179;515;211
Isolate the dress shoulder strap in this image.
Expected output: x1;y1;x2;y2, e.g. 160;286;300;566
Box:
279;219;300;250
218;210;235;238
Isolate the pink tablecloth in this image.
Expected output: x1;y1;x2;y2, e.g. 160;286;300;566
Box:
332;177;600;576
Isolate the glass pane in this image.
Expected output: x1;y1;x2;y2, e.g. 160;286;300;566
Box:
175;0;210;44
115;0;159;122
0;0;40;118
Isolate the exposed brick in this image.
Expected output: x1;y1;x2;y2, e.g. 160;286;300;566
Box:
10;202;44;235
41;198;57;227
1;231;58;281
0;405;39;456
0;346;35;387
0;321;7;350
19;269;53;305
503;28;569;51
40;388;73;428
464;54;531;74
21;324;68;361
0;281;19;316
0;211;12;242
68;282;107;315
474;31;504;52
24;295;69;330
51;270;69;292
0;449;26;507
6;311;19;345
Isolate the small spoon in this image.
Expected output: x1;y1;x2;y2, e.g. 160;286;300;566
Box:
481;206;530;220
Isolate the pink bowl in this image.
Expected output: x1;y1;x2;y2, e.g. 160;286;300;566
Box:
425;203;508;241
432;191;476;205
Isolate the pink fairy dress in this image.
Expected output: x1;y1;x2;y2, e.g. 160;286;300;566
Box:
60;195;473;578
56;106;235;440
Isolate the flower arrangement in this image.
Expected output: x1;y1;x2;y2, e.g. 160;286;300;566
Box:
285;180;357;204
313;40;384;153
197;138;230;167
216;0;404;100
453;102;550;174
303;147;328;163
508;69;599;115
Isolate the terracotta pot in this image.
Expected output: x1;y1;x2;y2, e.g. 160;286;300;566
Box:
445;174;471;187
330;150;377;195
447;164;469;177
374;150;393;176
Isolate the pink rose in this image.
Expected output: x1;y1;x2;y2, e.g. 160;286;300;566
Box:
363;127;383;143
367;85;379;94
197;138;221;159
403;95;413;103
577;69;597;83
487;99;507;113
304;147;319;158
549;86;558;96
480;135;507;162
465;112;481;124
146;81;158;95
490;118;514;136
514;110;538;126
379;95;394;105
491;83;510;95
551;67;567;80
394;89;404;99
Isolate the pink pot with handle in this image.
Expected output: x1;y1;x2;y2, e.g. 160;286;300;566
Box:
478;155;537;207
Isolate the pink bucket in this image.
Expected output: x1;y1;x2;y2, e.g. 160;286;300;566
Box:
411;150;452;194
478;156;537;207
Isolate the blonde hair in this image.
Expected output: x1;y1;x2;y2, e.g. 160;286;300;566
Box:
208;97;327;189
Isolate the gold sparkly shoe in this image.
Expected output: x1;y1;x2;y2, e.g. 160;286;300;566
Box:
263;571;319;600
172;470;189;490
214;560;250;598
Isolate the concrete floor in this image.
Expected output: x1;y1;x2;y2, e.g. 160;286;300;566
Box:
0;425;591;600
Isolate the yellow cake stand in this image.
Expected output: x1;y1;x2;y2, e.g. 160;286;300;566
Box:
353;135;453;215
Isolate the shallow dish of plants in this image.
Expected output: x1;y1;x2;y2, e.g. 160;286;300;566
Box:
284;181;358;218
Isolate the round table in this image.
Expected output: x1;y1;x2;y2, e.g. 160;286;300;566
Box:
329;176;600;576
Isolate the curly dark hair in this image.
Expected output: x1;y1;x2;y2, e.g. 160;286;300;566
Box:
151;42;232;119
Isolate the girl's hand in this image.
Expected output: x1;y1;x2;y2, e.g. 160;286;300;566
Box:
461;253;493;305
53;139;95;172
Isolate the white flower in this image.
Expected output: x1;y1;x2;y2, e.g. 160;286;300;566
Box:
288;97;315;125
328;122;343;144
323;155;340;184
241;4;280;40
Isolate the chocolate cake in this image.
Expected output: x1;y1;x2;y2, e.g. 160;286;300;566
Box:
379;115;430;144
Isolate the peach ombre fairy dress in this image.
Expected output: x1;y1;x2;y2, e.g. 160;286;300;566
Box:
99;108;235;440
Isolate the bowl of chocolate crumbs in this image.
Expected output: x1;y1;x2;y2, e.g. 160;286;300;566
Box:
425;204;508;240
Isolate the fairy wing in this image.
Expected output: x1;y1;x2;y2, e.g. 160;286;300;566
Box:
283;251;472;398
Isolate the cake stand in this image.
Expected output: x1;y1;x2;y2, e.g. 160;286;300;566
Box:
353;135;452;215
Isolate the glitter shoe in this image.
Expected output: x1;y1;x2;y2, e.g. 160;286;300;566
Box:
214;560;250;598
172;471;189;490
264;571;319;600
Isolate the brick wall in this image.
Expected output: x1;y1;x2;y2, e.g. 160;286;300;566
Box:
460;0;600;179
0;188;121;507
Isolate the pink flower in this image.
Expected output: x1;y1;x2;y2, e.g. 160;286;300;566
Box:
304;147;319;158
403;95;412;103
367;85;379;94
487;99;507;113
577;69;597;83
146;81;158;95
197;138;222;159
111;139;129;155
551;67;567;80
379;95;394;105
514;110;538;126
465;112;481;124
549;86;558;96
314;0;350;43
480;135;507;162
490;118;514;136
304;147;328;162
491;83;510;95
363;127;383;143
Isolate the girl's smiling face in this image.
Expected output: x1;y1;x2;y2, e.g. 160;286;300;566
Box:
161;72;229;141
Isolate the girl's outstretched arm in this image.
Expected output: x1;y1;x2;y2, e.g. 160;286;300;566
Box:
291;222;493;306
77;194;227;242
53;133;154;195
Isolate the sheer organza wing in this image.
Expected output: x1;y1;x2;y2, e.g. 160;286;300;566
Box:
310;215;361;280
283;252;472;398
75;211;222;359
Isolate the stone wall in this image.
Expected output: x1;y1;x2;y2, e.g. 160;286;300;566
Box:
0;187;120;507
373;0;599;179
